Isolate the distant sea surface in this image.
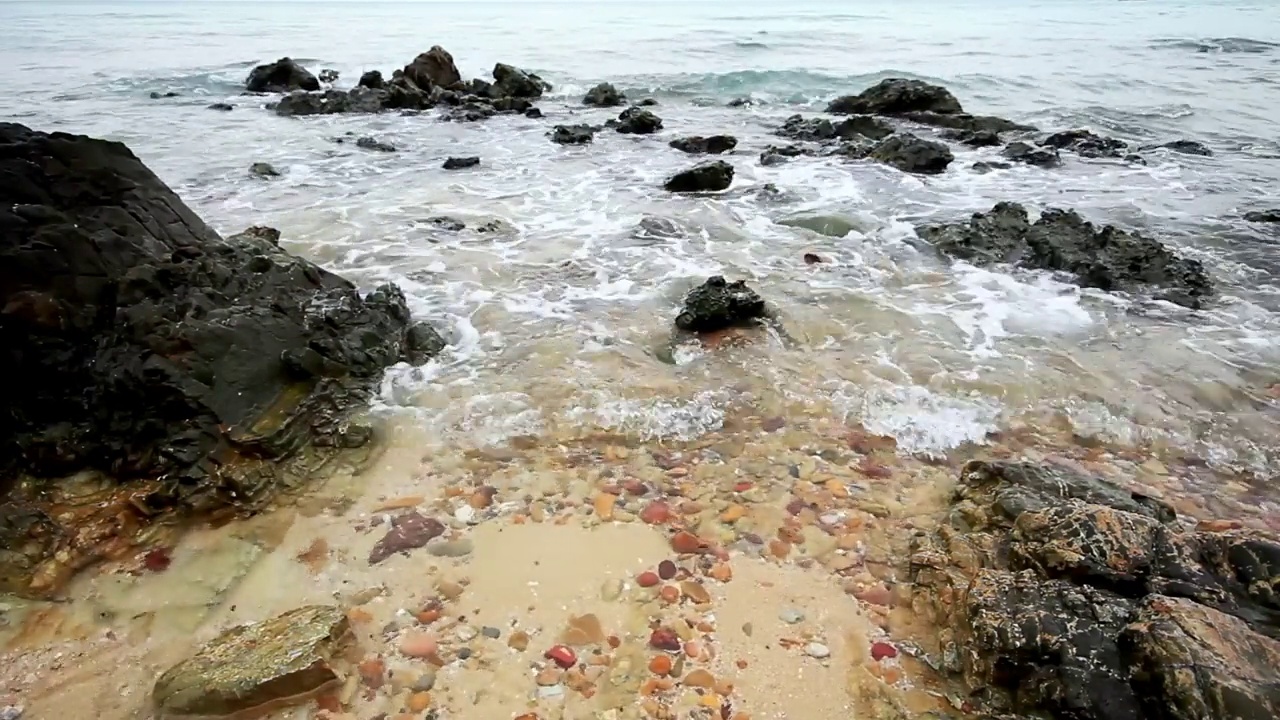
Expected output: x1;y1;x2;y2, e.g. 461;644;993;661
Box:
2;1;1280;477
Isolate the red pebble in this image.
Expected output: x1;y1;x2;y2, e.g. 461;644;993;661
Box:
733;481;754;492
870;641;898;661
143;548;172;572
640;501;672;525
544;645;577;669
670;531;704;554
649;628;681;652
637;571;661;588
657;560;678;580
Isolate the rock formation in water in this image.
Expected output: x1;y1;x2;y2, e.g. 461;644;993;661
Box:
615;106;663;134
245;57;319;93
674;277;769;333
669;135;738;155
0;123;445;597
583;82;626;107
1244;209;1280;223
911;459;1280;720
664;160;734;193
917;202;1213;308
869;133;954;174
403;46;461;89
826;78;1035;135
551;124;596;145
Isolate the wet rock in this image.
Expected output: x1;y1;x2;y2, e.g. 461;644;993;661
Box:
249;161;280;178
777;114;837;142
869;133;954;174
442;156;480;170
583;82;625;107
492;63;550;98
836;115;897;141
615;106;663;134
1001;140;1061;168
358;70;385;89
1140;139;1212;156
524;107;543;119
945;129;1002;147
760;144;808;166
149;91;180;99
1043;128;1129;158
318;69;339;84
917;202;1213;307
728;97;754;107
544;645;577;669
669;135;737;154
827;78;963;115
368;512;446;564
273;87;394;117
245;57;319;93
778;214;859;238
1244;209;1280;223
355;136;396;152
207;102;234;111
0;705;21;720
674;276;767;333
551;124;595;145
898;111;1034;134
403;46;461;89
971;160;1012;173
805;643;831;659
425;216;466;232
153;606;350;718
664;160;734;192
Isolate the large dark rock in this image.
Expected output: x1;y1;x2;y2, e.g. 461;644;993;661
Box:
776;114;896;144
492;63;550;99
442;156;480;170
1043;129;1129;158
1002;140;1062;168
583;82;625;107
357;70;385;89
759;144;810;166
664;160;734;193
402;46;461;89
245;58;319;93
945;129;1002;147
910;459;1280;720
827;78;963;115
669;135;738;155
898;111;1034;134
272;76;435;117
868;133;954;174
917;202;1213;307
1244;209;1280;223
674;277;768;333
0;123;445;597
551;124;595;145
1140;139;1213;157
615;106;663;134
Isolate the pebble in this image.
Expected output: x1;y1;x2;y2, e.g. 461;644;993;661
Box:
637;571;661;588
537;685;566;700
0;707;22;720
648;655;673;676
682;669;716;688
456;625;478;642
640;501;672;524
427;539;474;557
545;644;578;669
437;580;465;600
457;647;474;660
671;531;704;554
805;643;831;659
680;581;711;604
649;628;681;652
481;626;501;639
407;692;432;712
414;667;438;692
778;608;805;624
399;632;438;659
536;668;564;686
870;641;898;661
508;631;531;651
454;505;478;524
600;578;624;601
657;559;678;580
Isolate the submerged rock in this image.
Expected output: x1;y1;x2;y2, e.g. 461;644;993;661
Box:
778;214;861;238
669;135;738;154
368;511;446;564
827;78;963;115
442;156;480;170
249;161;280;178
760;144;809;166
551;124;595;145
153;606;350;718
664;160;734;192
1043;128;1128;158
1140;139;1213;156
1244;209;1280;223
675;276;768;333
869;133;954;174
1001;140;1061;168
583;82;625;107
945;129;1002;147
917;201;1213;307
615;106;663;134
207;102;234;111
403;46;461;89
355;136;396;152
0;123;444;596
245;57;319;93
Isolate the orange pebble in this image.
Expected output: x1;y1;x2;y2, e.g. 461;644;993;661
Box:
648;654;673;676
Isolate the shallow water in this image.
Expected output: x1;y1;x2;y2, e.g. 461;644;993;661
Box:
2;0;1280;480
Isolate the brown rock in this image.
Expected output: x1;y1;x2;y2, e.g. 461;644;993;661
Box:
470;486;497;509
536;668;563;686
660;585;681;604
564;614;607;646
594;493;618;521
637;571;661;588
436;579;464;601
719;505;746;523
368;512;445;564
640;501;673;525
403;45;461;88
709;563;733;582
768;540;791;559
671;531;705;554
399;632;438;659
649;628;681;652
508;631;531;651
682;668;716;688
680;581;711;604
407;691;431;711
357;656;385;688
649;654;673;675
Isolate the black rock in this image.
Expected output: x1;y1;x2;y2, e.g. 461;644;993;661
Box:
245;57;319;93
945;129;1001;147
489;96;532;113
355;137;396;153
669;135;738;155
760;145;808;166
318;69;339;84
358;70;385;89
207;102;234;112
827;78;963;115
583;82;625;107
0;123;444;595
425;216;466;232
637;98;658;107
971;160;1013;173
727;97;754;107
403;46;461;89
826;139;874;159
442;156;480;170
869;133;954;174
615;106;663;134
675;277;768;333
664;160;734;193
442;103;496;123
916;202;1214;307
273;86;412;117
1139;139;1213;157
834;115;896;141
1043;129;1128;158
551;124;595;145
1002;140;1062;168
777;114;836;142
1244;209;1280;223
249;162;280;178
492;63;550;98
524;107;544;119
898;111;1035;134
149;91;180;99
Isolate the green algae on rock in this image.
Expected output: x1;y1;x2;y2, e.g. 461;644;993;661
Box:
153;605;350;719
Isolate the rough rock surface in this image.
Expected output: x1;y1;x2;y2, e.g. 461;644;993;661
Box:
869;133;954;174
0;123;444;596
551;124;595;145
317;68;339;84
442;156;480;170
272;80;433;117
245;58;319;93
910;459;1280;720
944;129;1002;147
1002;140;1061;168
615;106;663;134
664;160;734;193
776;114;894;143
669;135;738;154
760;144;809;166
1244;209;1280;223
357;70;384;89
674;276;768;333
1043;129;1129;158
491;63;550;99
153;606;351;718
826;78;963;115
403;46;461;89
1141;139;1213;156
916;202;1213;307
583;82;625;107
368;511;446;564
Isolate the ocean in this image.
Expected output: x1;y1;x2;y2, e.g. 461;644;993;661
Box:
2;0;1279;476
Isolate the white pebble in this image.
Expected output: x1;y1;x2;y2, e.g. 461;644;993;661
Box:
454;505;478;524
779;608;805;624
805;642;831;659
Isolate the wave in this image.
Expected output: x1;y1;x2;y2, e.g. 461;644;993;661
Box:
1151;37;1280;54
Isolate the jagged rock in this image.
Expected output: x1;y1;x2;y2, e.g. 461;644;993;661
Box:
0;124;445;597
827;78;963;115
442;156;480;170
403;46;460;89
664;160;734;193
249;162;280;178
636;98;658;107
442;102;496;123
1044;129;1128;158
583;82;625;107
551;124;595;145
318;69;339;84
898;111;1034;134
355;136;396;152
777;115;836;141
153;606;350;718
207;102;234;112
245;58;319;93
826;139;874;160
675;276;768;333
869;133;954;174
918;202;1213;307
760;144;808;166
491;63;549;98
358;70;385;89
669;135;738;154
1002;140;1061;168
615;107;662;134
1244;209;1280;223
368;511;446;564
945;129;1001;147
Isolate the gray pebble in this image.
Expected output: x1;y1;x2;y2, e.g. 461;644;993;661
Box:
805;642;831;659
481;625;501;639
779;608;805;624
457;647;474;660
0;706;23;720
537;684;566;699
455;625;478;642
414;667;437;692
428;538;475;557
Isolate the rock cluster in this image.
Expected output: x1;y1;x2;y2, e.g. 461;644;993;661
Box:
674;277;769;333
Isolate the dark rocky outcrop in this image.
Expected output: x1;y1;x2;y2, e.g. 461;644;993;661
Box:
357;70;385;89
1244;209;1280;223
273;83;427;117
760;144;810;166
827;78;962;115
208;103;234;112
353;136;395;152
583;82;625;107
1002;140;1062;168
442;156;480;170
317;69;339;84
149;91;180;99
1140;139;1213;157
727;97;754;108
675;276;768;333
615;106;663;134
551;124;595;145
910;459;1280;720
0;123;445;597
917;202;1213;307
776;114;894;143
869;133;954;174
1043;129;1129;158
669;135;738;155
245;58;319;93
945;129;1002;147
249;162;280;178
491;63;550;99
898;111;1034;134
664;160;734;193
402;46;461;90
